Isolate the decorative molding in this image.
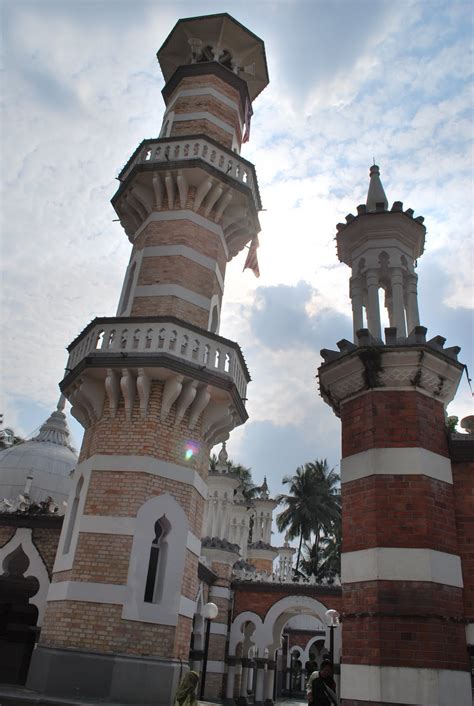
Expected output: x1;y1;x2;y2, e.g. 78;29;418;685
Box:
172;111;235;137
341;547;463;587
134;284;212;311
209;585;231;600
135;210;228;256
341;447;453;485
165;87;243;127
340;664;472;704
47;580;125;604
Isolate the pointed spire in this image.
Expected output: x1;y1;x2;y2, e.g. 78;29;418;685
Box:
366;164;388;212
32;396;75;451
260;476;269;499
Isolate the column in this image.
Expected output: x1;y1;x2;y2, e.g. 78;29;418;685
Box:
254;658;267;705
264;660;276;706
225;656;237;704
390;266;407;337
350;276;364;341
237;658;250;705
365;269;381;339
405;272;420;333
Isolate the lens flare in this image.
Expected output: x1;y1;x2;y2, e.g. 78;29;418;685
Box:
185;441;199;460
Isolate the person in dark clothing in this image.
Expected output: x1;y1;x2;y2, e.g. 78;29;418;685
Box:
307;659;338;706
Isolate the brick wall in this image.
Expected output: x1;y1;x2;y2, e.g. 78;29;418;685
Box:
452;460;474;626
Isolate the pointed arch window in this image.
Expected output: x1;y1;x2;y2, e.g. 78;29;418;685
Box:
144;515;170;604
63;476;83;555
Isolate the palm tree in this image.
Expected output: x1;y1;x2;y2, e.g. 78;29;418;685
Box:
276;459;340;572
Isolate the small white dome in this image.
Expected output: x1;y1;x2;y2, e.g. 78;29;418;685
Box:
0;398;77;506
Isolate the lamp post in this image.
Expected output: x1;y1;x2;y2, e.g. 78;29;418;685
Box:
199;601;219;700
323;609;340;667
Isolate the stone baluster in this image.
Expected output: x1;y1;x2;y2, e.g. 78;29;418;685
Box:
349;276;364;342
390;266;407;337
405;272;420;334
365;268;382;339
264;660;276;705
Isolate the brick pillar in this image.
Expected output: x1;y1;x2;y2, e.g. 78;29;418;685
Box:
319;343;472;705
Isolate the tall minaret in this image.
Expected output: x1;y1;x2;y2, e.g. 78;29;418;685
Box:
27;14;268;706
319;167;471;705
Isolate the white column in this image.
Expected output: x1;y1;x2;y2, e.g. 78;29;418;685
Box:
240;659;250;698
350;276;364;341
226;659;237;700
405;272;420;333
265;660;276;703
254;659;266;703
390;267;407;337
365;269;382;339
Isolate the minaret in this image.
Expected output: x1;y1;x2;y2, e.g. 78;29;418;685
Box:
27;14;268;706
319;167;471;705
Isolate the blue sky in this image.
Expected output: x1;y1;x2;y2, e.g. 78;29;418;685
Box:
1;0;473;515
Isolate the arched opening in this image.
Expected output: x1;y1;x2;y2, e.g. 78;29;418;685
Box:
63;476;84;555
143;515;170;604
0;545;40;685
119;261;136;315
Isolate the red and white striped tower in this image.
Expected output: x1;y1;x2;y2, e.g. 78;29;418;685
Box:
318;166;472;705
27;14;268;706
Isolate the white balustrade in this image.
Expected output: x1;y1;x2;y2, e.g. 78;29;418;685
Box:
122;137;258;206
67;321;248;399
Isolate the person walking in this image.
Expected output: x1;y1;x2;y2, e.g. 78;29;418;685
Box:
174;670;199;706
306;659;338;706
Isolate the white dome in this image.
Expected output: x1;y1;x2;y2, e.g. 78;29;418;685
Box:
0;398;77;506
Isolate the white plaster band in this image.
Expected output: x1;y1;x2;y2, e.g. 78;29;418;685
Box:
77;515;201;559
340;664;472;705
341;447;453;485
209;585;231;600
47;580;195;619
75;454;207;500
210;622;228;636
342;548;463;587
166;87;242;125
205;660;225;674
134;284;212;311
135;210;228;258
142;245;224;290
172;111;235;136
466;623;474;645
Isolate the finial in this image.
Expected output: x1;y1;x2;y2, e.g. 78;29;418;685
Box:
57;394;66;411
260;476;269;499
366;164;388;212
216;442;228;472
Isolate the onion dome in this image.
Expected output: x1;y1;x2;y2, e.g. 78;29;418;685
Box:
0;396;77;508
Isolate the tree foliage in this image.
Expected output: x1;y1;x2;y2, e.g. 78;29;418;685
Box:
276;459;341;577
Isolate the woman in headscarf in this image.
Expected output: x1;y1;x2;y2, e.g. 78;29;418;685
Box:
174;670;199;706
306;660;339;706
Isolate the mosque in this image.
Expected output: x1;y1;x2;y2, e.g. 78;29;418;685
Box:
0;12;472;706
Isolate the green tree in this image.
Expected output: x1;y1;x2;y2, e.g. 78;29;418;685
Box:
209;453;257;502
276;459;340;573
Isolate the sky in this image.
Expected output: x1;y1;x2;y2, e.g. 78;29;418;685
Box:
1;0;473;519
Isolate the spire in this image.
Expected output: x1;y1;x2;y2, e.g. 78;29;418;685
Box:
32;395;75;451
366;164;388;212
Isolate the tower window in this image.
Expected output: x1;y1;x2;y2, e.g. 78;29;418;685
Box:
63;476;83;555
144;515;170;604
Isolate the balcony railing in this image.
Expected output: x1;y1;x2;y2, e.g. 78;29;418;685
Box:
119;137;260;209
67;319;249;400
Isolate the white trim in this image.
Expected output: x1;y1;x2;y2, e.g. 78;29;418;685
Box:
210;622;228;636
179;595;196;619
340;664;472;705
53;468;92;574
206;660;225;674
47;580;125;604
209;585;231;600
79;515;136;535
165;87;242;127
342;548;463;587
0;528;50;626
186;532;201;557
134;284;212;311
134;210;229;259
341;448;453;485
172;111;235;137
142;244;224;290
70;454;208;500
466;623;474;644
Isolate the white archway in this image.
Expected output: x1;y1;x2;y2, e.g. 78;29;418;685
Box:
229;609;262;655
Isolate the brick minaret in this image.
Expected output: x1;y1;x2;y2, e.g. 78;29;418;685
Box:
318;166;472;705
28;14;268;706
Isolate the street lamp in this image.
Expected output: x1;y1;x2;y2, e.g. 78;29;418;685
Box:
323;609;340;667
199;601;219;699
